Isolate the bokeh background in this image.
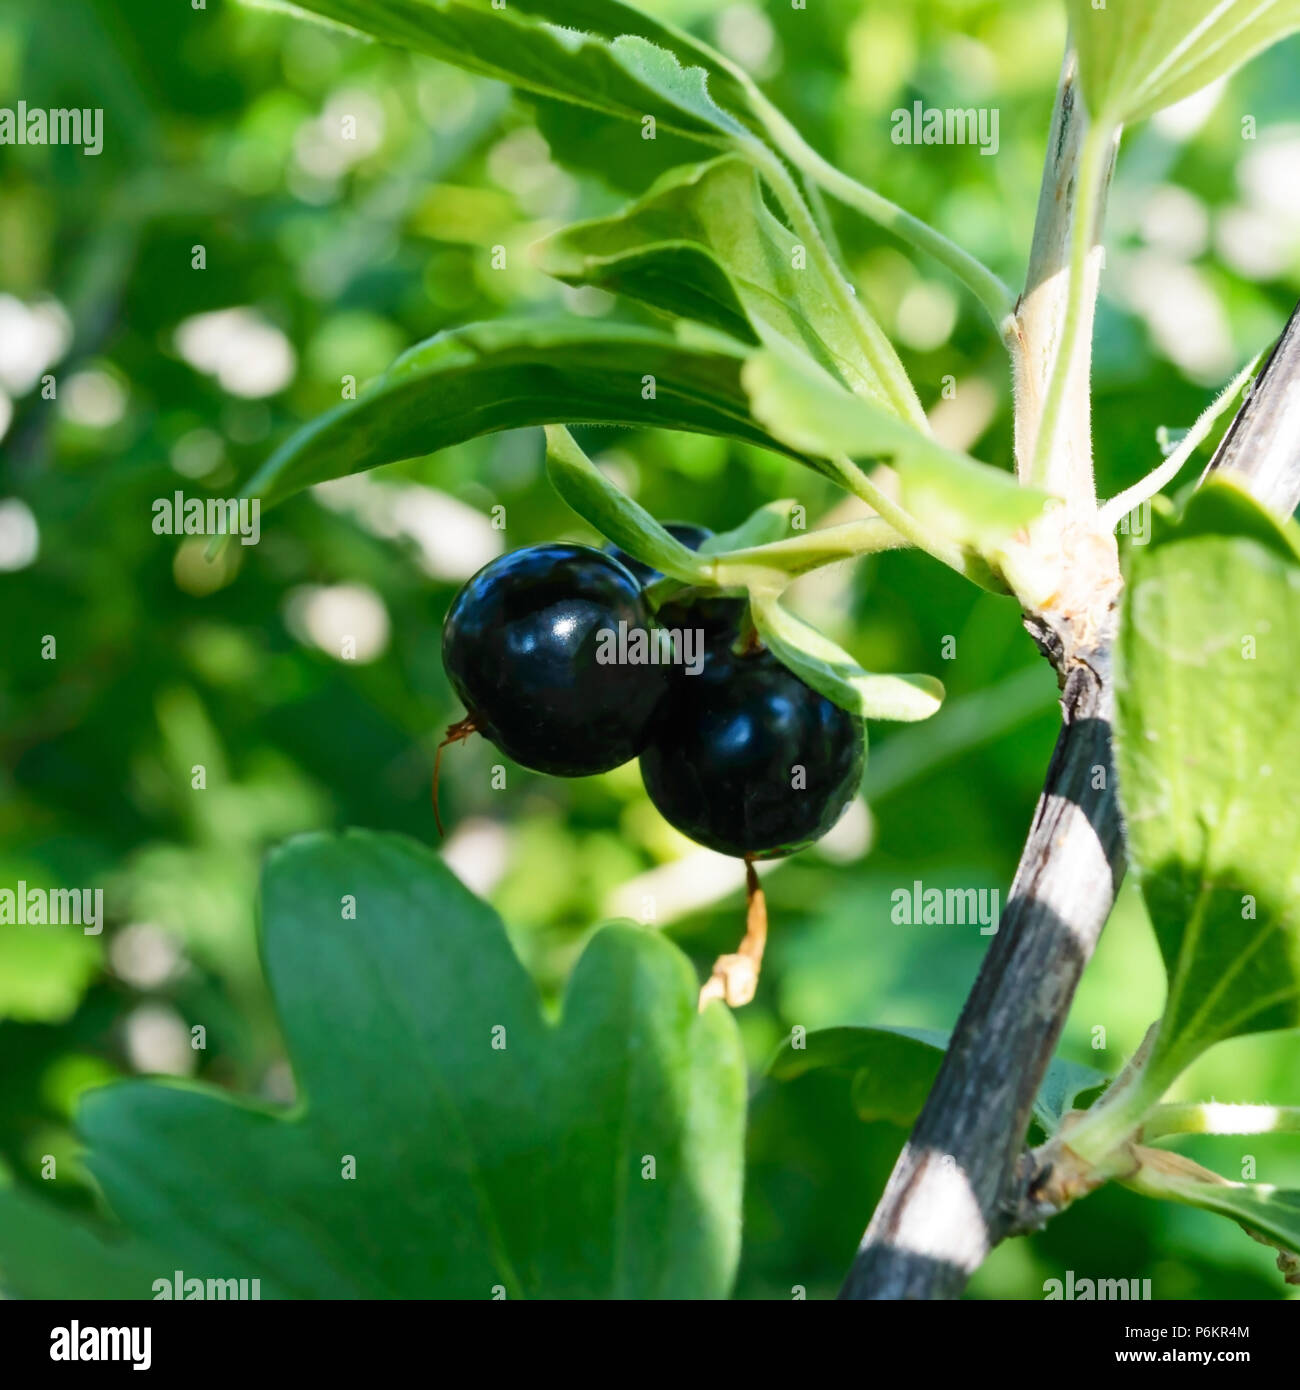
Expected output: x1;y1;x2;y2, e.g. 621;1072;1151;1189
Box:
2;0;1298;1299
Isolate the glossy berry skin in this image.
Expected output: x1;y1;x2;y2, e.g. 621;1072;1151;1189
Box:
605;522;713;586
640;648;864;859
656;592;747;650
442;544;670;776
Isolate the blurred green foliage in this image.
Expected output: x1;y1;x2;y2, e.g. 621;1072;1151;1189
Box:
1;0;1298;1298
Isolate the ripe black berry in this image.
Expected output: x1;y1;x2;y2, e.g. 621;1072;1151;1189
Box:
441;543;670;779
639;647;864;859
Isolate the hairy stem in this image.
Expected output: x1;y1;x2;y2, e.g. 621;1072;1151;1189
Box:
745;140;929;429
710;516;908;577
1097;354;1259;529
823;454;1001;590
1144;1103;1300;1142
742;88;1017;336
1012;55;1113;507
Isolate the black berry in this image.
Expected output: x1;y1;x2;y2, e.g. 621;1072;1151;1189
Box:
442;543;669;777
639;648;864;858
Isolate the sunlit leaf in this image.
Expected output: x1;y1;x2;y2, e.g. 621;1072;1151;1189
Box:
241;319;804;512
1066;0;1300;125
544;425;711;584
257;0;746;141
751;597;944;723
537;155;898;407
1116;479;1300;1098
741;345;1050;562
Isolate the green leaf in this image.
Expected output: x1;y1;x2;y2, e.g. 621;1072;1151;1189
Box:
0;1189;172;1300
241;318;804;513
0;830;746;1299
741;345;1051;561
1066;0;1300;126
751;596;944;723
1115;478;1300;1099
767;1024;951;1082
1170;1182;1300;1264
537;155;900;409
1126;1152;1300;1267
610;35;745;141
768;1025;1106;1134
1031;1057;1112;1133
545;425;711;583
767;1025;946;1126
261;0;746;142
701;499;798;554
531;94;715;195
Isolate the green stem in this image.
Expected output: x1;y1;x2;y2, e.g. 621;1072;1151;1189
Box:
824;454;1003;592
1052;1022;1165;1165
713;516;907;574
743;139;929;431
801;170;849;276
742;88;1017;339
1097;353;1260;529
1028;120;1112;490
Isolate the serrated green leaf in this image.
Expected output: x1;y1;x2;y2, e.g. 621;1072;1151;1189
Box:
531;94;719;195
767;1025;1107;1135
544;425;710;583
741;346;1050;561
240;319;804;513
0;830;746;1299
537;155;898;408
1066;0;1300;126
751;596;944;723
610;35;745;140
1116;478;1300;1099
258;0;746;142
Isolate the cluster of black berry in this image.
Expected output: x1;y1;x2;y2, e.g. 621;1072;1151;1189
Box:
439;527;865;864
